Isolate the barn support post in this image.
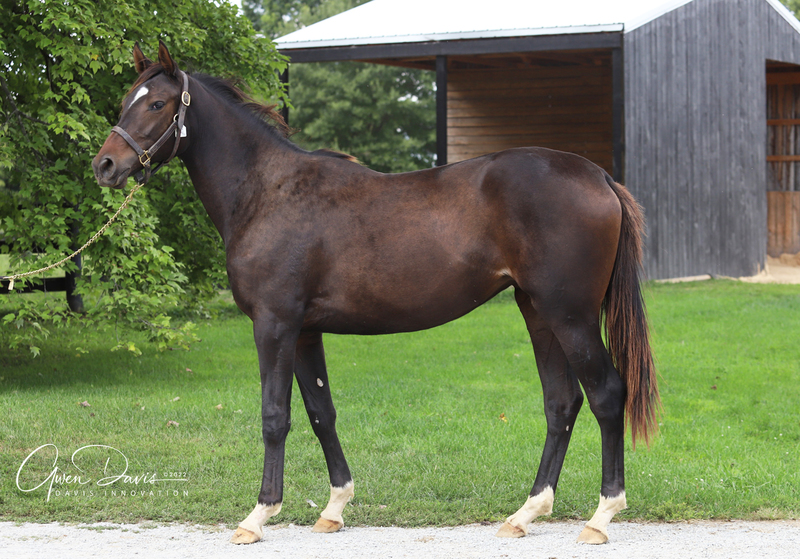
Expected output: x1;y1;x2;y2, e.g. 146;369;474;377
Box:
436;55;448;167
611;46;624;183
280;67;290;125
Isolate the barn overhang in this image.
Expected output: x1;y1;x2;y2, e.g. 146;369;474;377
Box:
279;32;622;65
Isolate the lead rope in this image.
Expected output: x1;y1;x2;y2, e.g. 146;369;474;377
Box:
1;181;144;291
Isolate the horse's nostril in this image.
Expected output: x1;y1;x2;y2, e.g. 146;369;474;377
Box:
97;156;115;178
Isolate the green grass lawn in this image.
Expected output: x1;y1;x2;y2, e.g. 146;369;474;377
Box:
0;281;798;527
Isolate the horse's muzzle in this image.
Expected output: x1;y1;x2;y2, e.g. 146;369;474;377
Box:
92;153;131;188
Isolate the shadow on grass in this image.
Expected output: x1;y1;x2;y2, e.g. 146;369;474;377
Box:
1;290;251;393
0;325;252;394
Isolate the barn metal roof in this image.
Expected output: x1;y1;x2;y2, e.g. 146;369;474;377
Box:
275;0;800;51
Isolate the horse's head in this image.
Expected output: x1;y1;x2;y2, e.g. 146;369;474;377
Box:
92;41;190;188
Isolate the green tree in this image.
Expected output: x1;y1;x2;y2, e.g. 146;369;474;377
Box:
0;0;286;355
244;0;436;172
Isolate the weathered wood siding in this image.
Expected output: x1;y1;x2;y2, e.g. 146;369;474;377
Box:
447;58;613;173
624;0;800;279
767;190;800;255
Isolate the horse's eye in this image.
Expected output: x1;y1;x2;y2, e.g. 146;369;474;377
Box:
151;101;165;111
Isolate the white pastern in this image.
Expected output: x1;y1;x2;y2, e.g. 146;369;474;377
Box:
505;486;554;534
582;492;627;540
319;481;355;525
238;502;282;539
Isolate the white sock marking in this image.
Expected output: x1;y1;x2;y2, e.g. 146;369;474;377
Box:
238;502;282;539
584;492;627;538
505;486;554;534
319;481;354;524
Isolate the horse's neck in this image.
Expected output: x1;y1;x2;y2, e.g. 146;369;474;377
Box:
179;86;294;245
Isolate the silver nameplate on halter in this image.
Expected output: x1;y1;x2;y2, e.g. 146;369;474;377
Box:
181;125;187;138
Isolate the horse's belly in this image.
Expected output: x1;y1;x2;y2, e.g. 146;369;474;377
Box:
303;265;512;335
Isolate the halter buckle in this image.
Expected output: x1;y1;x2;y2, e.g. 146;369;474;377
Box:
181;91;191;107
139;150;151;167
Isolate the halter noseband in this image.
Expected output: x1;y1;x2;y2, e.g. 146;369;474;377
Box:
111;70;191;184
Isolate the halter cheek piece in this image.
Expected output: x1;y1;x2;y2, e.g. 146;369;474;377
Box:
111;70;191;184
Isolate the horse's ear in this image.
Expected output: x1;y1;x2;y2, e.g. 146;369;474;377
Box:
157;40;178;77
132;43;153;75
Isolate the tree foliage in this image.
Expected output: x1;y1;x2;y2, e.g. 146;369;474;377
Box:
783;0;800;17
244;0;436;172
0;0;286;355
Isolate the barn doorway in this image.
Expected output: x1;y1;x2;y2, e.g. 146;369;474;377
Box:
766;61;800;257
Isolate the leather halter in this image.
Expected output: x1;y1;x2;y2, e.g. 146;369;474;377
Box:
111;70;191;184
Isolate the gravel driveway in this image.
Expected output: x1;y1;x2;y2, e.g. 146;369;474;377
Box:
2;520;799;559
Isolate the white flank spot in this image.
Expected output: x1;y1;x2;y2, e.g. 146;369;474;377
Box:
131;86;149;106
317;378;324;387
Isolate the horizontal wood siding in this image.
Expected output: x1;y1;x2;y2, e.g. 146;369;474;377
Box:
624;0;800;280
447;59;613;172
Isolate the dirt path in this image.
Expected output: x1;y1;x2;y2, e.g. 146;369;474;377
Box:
657;255;800;284
2;520;800;559
739;256;800;284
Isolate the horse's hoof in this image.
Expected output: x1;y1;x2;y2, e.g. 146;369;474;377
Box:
312;517;343;533
495;521;526;538
577;525;608;544
230;527;261;544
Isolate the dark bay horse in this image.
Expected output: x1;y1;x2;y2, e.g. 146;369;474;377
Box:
92;42;660;545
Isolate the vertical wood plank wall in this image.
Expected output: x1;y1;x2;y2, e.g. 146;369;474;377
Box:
446;56;613;173
624;0;800;279
767;191;800;255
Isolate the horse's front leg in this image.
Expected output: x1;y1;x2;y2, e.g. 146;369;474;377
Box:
294;332;354;533
231;315;300;545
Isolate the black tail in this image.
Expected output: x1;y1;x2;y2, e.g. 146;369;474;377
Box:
602;176;661;448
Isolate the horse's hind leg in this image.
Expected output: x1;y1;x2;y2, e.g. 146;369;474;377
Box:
496;288;584;538
548;311;628;544
294;332;354;533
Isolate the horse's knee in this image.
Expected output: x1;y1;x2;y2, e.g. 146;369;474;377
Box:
261;413;291;445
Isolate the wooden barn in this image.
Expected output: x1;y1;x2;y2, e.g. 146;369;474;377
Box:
276;0;800;280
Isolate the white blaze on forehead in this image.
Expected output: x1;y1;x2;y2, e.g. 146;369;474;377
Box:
129;85;149;107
